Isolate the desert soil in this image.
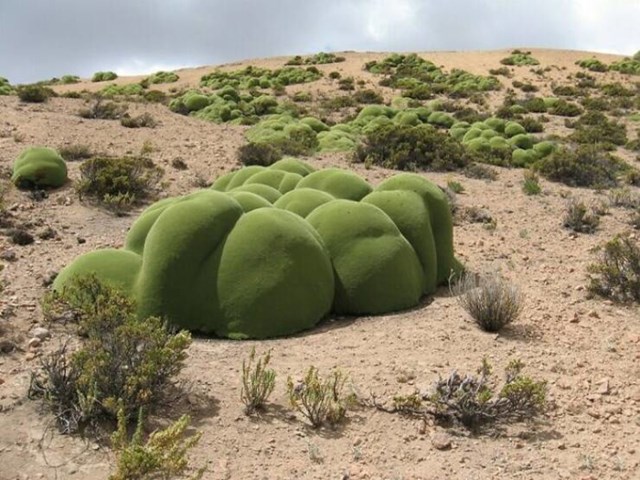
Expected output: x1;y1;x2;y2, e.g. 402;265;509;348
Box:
0;48;639;480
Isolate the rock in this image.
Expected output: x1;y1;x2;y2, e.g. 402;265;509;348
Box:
28;337;41;349
76;236;86;244
30;327;50;340
42;271;58;287
431;432;452;451
0;249;17;261
597;379;610;395
587;310;599;319
570;312;580;323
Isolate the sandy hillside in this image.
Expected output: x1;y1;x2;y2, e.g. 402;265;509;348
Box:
1;48;640;480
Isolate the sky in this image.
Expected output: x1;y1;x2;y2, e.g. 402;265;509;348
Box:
0;0;638;84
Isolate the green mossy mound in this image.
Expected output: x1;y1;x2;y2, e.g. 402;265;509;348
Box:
54;161;461;339
11;147;68;189
296;168;373;200
0;76;13;95
307;200;423;314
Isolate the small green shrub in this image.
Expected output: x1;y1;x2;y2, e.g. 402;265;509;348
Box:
77;156;163;212
241;348;276;414
287;367;350;428
60;74;80;84
92;71;118;82
446;180;464;193
522;170;541;195
120;113;157;128
608;187;640;209
588;233;640;302
110;407;204;480
563;199;600;233
287;52;345;65
452;272;524;332
463;162;497;180
17;84;55;103
101;83;145;97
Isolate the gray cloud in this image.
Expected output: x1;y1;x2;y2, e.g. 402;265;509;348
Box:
0;0;637;84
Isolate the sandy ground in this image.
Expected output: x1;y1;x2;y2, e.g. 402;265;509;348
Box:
1;48;639;480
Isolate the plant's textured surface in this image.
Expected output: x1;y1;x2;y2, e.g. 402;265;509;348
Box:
54;159;462;339
11;147;68;189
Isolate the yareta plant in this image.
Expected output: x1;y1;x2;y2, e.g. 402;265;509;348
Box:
54;158;462;339
12;147;68;189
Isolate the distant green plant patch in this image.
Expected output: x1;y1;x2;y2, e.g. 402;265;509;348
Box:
609;57;640;75
53;159;462;339
364;53;501;98
200;65;322;90
286;52;346;65
92;71;118;82
100;83;146;97
575;57;608;72
0;76;13;95
143;70;179;85
500;50;540;66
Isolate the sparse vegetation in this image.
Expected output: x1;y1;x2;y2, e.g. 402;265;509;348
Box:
78;97;128;120
287;367;351;428
588;233;640;302
522;170;541;195
58;144;93;162
240;348;276;414
120;112;157;128
237;141;283;166
144;71;179;85
286;52;345;65
452;272;524;332
563;199;600;233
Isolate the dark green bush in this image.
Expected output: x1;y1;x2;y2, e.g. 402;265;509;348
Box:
92;71;118;82
76;156;163;212
353;89;384;104
534;145;632;188
588;233;640;302
31;275;191;433
576;58;608;72
237;142;283;166
354;123;471;171
569;113;627;149
548;99;582;117
338;77;355;91
17;84;55;103
287;52;345;65
489;66;511;77
328;71;341;80
600;82;635;97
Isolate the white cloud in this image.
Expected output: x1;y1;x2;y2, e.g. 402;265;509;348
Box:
364;0;418;42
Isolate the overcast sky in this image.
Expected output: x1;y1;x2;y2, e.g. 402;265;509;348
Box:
0;0;638;84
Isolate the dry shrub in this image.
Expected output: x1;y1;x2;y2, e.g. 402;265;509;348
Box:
452;272;524;332
588;233;640;302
